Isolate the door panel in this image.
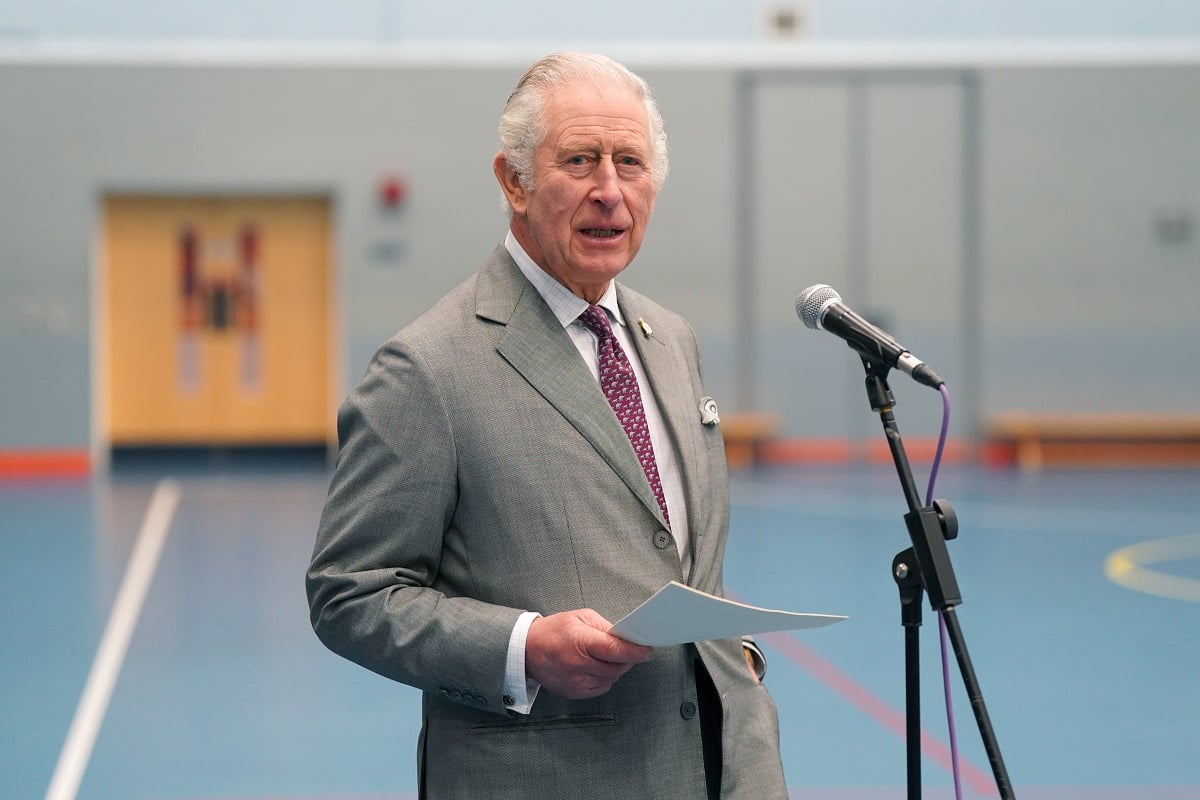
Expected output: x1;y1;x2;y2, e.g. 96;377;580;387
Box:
104;195;332;445
750;77;966;445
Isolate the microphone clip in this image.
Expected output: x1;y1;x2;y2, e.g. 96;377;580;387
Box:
858;352;897;413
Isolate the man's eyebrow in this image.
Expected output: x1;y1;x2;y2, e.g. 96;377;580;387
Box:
556;140;648;155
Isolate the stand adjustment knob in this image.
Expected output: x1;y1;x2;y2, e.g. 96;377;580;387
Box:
932;499;958;540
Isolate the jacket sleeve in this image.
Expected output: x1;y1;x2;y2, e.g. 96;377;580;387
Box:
305;335;522;714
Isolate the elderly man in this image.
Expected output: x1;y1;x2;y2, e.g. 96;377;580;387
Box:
307;52;789;799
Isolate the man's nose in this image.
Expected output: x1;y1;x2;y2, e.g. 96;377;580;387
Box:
590;157;622;208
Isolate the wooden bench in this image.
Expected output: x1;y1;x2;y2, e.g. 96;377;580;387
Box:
720;413;781;469
984;412;1200;469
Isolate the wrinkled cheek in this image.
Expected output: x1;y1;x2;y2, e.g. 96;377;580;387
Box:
549;195;581;223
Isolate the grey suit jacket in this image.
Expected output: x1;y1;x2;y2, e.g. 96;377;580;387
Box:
307;245;788;799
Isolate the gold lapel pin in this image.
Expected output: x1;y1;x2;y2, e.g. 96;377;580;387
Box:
637;317;653;338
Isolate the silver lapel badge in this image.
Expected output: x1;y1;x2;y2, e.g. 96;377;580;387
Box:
699;396;720;426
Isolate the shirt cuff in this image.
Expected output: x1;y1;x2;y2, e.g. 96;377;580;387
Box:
503;611;542;714
742;639;767;681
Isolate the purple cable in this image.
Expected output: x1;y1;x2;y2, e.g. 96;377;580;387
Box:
940;612;964;800
924;384;951;509
926;384;964;800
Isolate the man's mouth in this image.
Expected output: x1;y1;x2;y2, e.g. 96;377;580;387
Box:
580;228;622;239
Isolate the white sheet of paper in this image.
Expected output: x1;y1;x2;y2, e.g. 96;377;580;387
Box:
610;581;846;646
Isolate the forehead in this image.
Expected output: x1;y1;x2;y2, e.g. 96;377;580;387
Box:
540;79;651;149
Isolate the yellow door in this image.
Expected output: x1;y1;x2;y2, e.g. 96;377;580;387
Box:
104;195;333;446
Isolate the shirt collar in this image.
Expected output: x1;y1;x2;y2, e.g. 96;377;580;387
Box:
504;231;626;329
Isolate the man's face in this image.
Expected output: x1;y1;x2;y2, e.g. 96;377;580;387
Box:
497;80;657;303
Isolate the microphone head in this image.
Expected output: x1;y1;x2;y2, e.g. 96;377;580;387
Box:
795;284;842;330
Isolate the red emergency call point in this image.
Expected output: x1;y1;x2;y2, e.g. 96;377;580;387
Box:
379;175;407;209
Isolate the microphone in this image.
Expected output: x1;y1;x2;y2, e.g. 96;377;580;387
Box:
795;284;944;388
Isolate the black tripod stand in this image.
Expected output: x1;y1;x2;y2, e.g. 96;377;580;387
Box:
859;356;1015;800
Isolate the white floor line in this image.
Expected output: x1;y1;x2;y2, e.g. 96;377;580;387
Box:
44;479;182;800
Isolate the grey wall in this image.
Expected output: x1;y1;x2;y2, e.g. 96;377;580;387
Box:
982;66;1200;414
1;49;1197;454
4;0;1199;41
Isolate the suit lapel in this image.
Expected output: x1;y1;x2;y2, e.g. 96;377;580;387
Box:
479;249;665;524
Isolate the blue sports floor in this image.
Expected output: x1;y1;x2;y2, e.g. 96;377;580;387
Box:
3;456;1198;799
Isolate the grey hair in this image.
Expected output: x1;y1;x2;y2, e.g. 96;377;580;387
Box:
496;52;669;207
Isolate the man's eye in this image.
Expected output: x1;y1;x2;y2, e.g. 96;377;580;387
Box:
616;156;645;175
566;155;590;166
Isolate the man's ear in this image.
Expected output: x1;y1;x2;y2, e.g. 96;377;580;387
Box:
493;152;528;215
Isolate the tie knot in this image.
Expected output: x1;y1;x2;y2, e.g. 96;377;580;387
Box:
578;305;614;340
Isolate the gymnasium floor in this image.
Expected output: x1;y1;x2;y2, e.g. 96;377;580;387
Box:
3;455;1198;799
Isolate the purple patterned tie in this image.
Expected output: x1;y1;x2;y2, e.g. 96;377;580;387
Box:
578;305;670;526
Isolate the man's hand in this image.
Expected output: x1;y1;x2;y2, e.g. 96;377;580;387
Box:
526;609;653;699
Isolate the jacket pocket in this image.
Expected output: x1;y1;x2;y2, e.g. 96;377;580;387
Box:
468;713;616;734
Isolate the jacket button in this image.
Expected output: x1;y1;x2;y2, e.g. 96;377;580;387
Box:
653;530;672;549
680;701;697;719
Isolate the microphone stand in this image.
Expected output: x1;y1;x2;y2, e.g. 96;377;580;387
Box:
858;355;1015;800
